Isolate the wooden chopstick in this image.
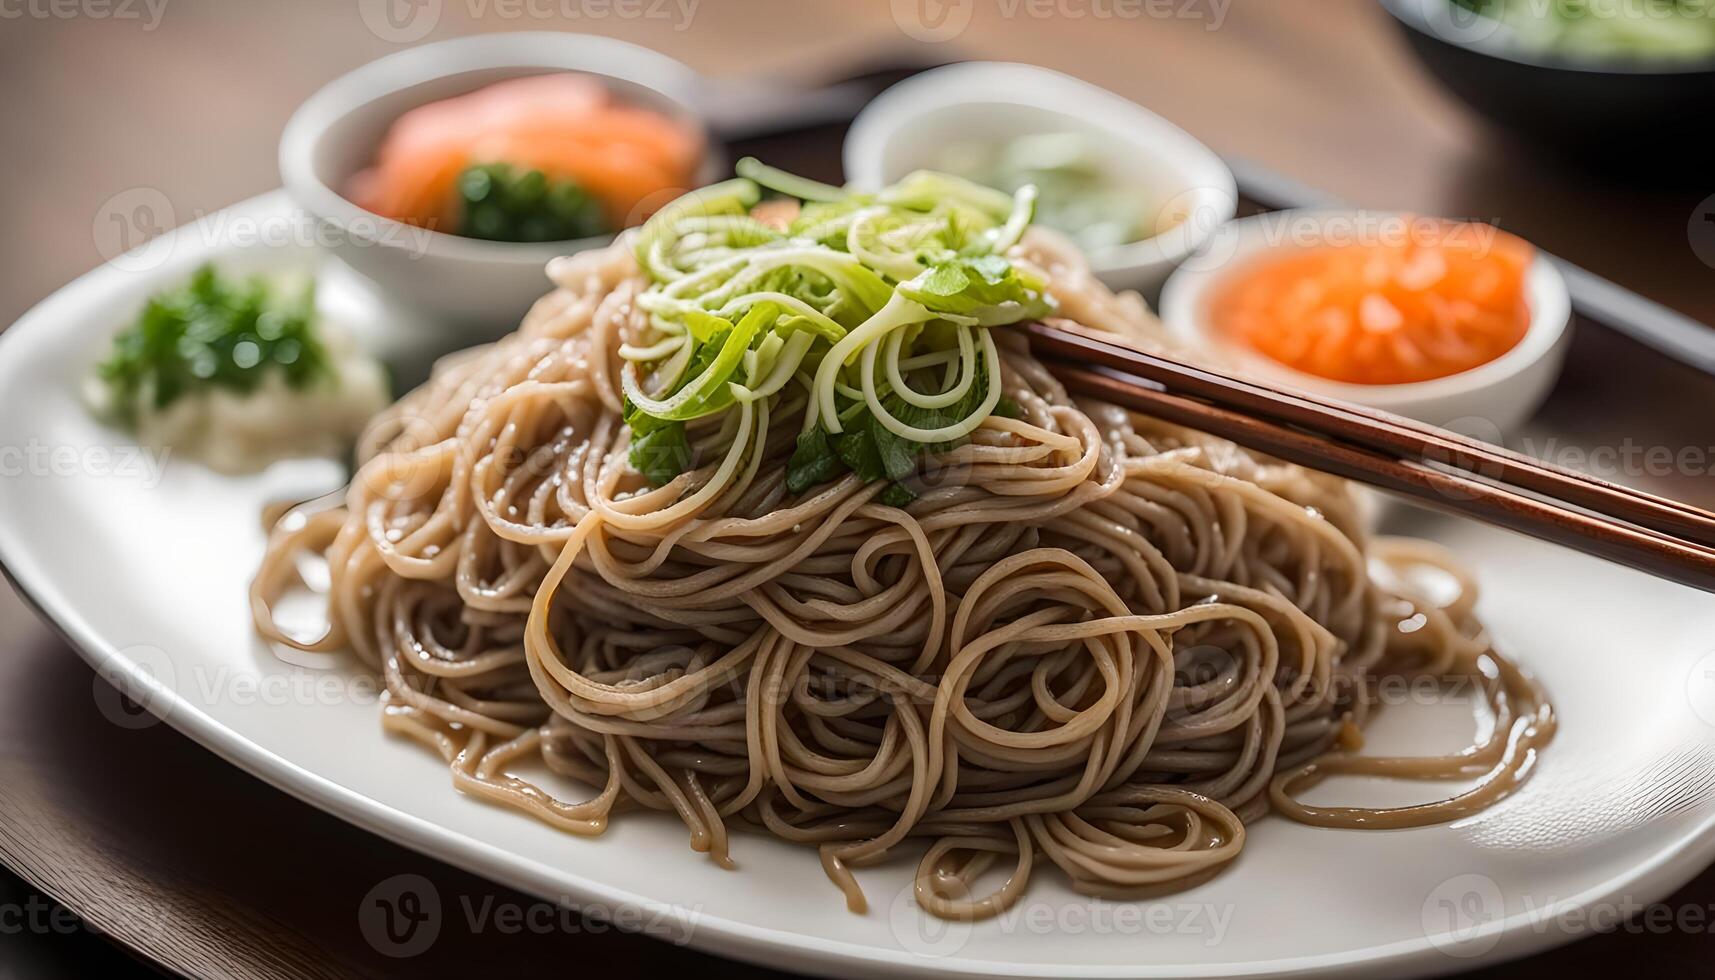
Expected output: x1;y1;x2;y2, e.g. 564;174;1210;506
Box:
1050;363;1715;593
1022;331;1715;594
1026;320;1715;551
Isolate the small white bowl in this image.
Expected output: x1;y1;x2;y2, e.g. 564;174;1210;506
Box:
280;32;721;334
842;62;1237;299
1158;208;1572;433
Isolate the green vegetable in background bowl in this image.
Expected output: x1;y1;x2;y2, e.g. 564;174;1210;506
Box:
456;163;609;243
1451;0;1715;62
932;133;1156;254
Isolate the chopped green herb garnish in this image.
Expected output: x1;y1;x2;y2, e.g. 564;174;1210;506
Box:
628;421;693;486
457;162;609;243
878;483;918;507
785;429;845;495
97;264;331;427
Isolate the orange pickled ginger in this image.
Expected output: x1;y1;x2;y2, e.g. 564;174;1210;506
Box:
346;73;703;233
1210;220;1533;386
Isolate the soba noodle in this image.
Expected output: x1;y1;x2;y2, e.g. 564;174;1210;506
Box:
252;192;1552;920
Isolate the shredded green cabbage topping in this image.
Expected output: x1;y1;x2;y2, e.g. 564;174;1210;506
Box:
622;160;1053;498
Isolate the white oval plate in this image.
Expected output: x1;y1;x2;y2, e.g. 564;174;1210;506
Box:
4;193;1715;979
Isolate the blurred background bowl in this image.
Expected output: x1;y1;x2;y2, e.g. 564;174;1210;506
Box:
1380;0;1715;170
280;32;722;338
843;62;1236;300
1158;207;1573;432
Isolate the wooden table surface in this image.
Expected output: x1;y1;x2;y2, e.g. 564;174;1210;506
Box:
2;1;1713;977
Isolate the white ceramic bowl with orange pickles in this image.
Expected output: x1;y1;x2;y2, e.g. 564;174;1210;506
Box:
280;32;723;336
1157;208;1573;434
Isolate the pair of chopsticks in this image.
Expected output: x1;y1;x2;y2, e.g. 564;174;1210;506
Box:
1024;321;1715;594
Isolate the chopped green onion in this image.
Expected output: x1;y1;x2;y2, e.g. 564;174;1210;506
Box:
735;157;848;203
621;167;1055;490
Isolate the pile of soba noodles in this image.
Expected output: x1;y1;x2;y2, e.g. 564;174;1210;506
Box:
252;163;1553;920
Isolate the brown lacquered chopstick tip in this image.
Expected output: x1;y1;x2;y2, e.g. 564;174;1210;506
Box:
1024;322;1715;595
